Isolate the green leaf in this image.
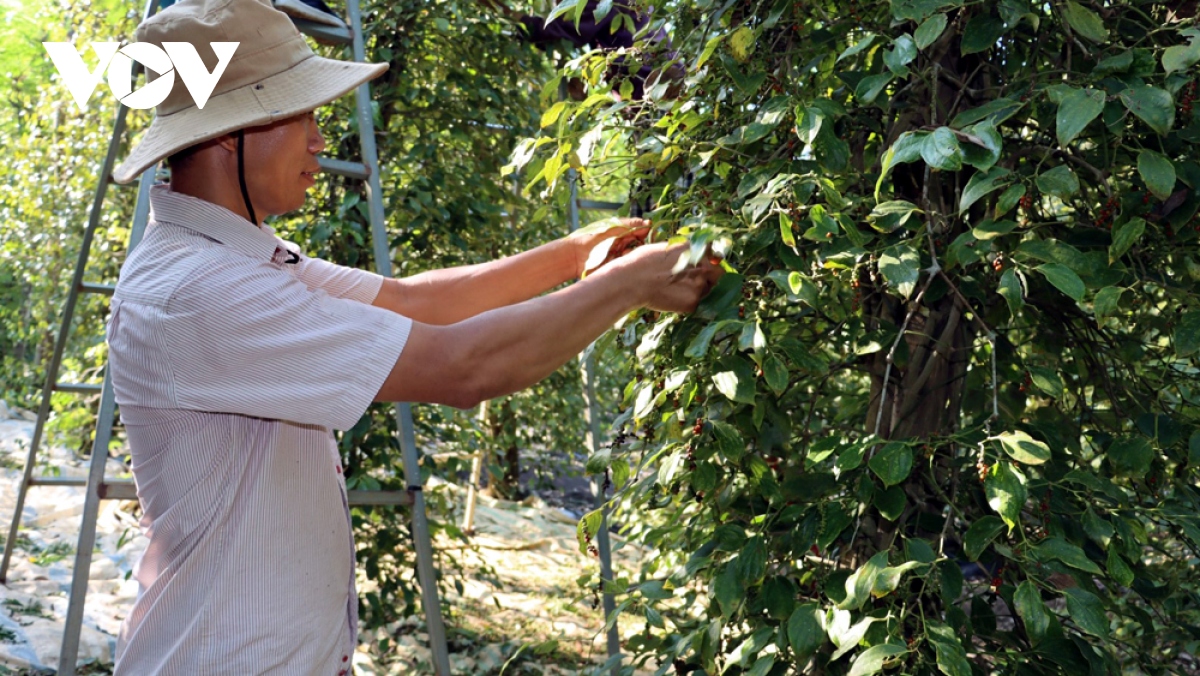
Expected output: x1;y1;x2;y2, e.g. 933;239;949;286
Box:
841;550;890;610
914;13;948;50
926;621;971;676
1082;509;1113;547
1036;264;1085;302
712;358;756;404
541;101;568;128
746;655;775;676
1027;366;1064;399
739;536;767;581
1138;150;1177;201
1106;547;1134;587
951;97;1025;128
576;508;604;554
921;127;963;171
856;73;894;104
1120;86;1175;135
714;562;743;618
795;106;824;145
890;0;950;22
847;643;908;676
1093;286;1123;319
875;485;906;521
1035;165;1080;198
985;461;1027;532
686;322;721;359
869;442;914;487
779;212;797;249
961;13;1007;55
1109;218;1145;263
763;354;788;396
963;517;1006;561
995;183;1026;217
1065;588;1109;637
1175;310;1200;357
1062;1;1107;43
787;603;825;661
712;421;745;461
1035;537;1103;574
872;560;925;597
838;32;878;62
1015;581;1052;646
1163;37;1200;74
1056;88;1106;146
998;268;1024;317
1107;436;1154;478
998;430;1051;464
884;35;917;76
961;120;1003;170
960;166;1011;213
878;245;921;298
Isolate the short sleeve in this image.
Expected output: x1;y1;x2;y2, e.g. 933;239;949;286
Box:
286;248;385;305
164;255;411;430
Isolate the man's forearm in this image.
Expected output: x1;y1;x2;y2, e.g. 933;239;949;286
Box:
378;265;642;407
374;238;578;324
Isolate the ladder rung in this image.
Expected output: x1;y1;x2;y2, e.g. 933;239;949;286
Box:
99;480;137;501
578;199;623;211
318;156;370;180
27;478;138;501
348;490;414;507
55;382;102;394
80;282;115;296
26;480;412;506
290;17;353;45
28;477;87;488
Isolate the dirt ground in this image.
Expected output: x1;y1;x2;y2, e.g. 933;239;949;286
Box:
0;404;653;675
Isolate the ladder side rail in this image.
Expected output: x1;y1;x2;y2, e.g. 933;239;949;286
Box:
345;1;451;674
568;168;621;674
0;102;132;582
58;165;157;676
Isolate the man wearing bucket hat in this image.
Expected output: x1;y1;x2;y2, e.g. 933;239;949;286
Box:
103;0;722;672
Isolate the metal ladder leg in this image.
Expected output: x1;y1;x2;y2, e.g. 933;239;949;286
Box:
346;0;451;672
568;169;621;674
0;103;130;584
57;168;155;676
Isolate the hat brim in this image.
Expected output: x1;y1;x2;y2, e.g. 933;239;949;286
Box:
113;54;387;184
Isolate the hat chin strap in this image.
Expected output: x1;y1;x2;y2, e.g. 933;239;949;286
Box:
236;129;258;225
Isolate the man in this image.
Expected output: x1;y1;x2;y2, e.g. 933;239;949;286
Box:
103;0;721;673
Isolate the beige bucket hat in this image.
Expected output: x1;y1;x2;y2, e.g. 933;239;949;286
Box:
112;0;387;184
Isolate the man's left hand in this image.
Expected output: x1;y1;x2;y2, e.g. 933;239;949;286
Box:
568;218;651;278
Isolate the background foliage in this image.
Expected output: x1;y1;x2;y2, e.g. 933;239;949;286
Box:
516;0;1200;674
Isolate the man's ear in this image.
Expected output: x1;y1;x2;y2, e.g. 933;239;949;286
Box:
214;132;240;154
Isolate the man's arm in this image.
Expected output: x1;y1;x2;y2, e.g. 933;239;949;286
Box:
375;242;722;408
372;220;647;325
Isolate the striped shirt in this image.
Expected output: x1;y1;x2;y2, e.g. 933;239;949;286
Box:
106;185;412;675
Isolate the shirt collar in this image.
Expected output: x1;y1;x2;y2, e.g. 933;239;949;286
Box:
148;184;283;261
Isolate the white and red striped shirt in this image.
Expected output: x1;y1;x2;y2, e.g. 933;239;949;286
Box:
106;185;412;674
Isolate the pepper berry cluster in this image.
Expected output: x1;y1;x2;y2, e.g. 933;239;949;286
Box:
1096;196;1119;229
1180;80;1196;118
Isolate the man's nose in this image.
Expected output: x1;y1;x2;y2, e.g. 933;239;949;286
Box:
309;120;326;154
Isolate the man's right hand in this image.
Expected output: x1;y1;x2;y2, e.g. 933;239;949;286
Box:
592;241;725;314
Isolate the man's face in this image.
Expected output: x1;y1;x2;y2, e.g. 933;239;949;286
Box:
240;110;326;217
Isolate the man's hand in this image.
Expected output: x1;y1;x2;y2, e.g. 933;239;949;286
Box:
567;217;651;278
592;241;725;314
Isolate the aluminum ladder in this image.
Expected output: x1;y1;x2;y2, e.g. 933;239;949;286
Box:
0;0;452;673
